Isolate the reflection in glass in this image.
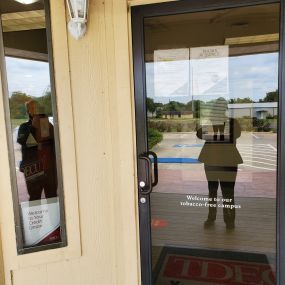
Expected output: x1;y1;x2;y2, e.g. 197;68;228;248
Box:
145;3;279;284
196;99;243;230
17;100;57;201
1;2;65;251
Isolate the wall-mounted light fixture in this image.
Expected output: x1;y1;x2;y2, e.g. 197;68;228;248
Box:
13;0;40;4
66;0;89;40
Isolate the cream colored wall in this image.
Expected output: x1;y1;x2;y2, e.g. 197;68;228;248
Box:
0;0;177;284
0;234;5;285
0;0;139;284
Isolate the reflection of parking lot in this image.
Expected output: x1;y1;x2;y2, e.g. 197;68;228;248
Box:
238;143;276;172
152;132;277;171
151;193;276;255
151;132;277;198
151;132;277;255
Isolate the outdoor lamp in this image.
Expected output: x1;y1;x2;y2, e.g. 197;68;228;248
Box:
66;0;89;40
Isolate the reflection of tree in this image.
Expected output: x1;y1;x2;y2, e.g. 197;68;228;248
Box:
9;89;52;119
147;89;278;118
191;100;204;118
146;87;279;119
36;91;52;116
163;101;184;118
9;92;32;119
146;97;156;117
229;97;253;104
147;98;164;117
259;89;278;102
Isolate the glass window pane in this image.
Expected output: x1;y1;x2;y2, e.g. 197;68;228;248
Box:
0;0;67;253
145;3;279;284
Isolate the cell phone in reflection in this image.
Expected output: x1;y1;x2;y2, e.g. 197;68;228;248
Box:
36;114;50;139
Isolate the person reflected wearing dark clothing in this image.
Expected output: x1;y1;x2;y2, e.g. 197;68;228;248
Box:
196;101;243;230
17;100;57;201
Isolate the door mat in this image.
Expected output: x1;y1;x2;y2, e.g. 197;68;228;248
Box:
153;247;275;285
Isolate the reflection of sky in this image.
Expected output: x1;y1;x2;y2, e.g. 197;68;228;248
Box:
5;57;50;98
146;52;279;103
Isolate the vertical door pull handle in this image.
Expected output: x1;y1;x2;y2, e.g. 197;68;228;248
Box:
138;151;159;195
138;155;153;195
147;151;158;187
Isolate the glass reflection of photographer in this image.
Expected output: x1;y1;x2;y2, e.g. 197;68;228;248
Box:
210;97;228;141
17;100;57;201
196;98;243;230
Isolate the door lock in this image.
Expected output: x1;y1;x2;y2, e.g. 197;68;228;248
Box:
140;197;147;204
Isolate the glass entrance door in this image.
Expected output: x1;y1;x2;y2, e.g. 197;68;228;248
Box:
132;1;284;284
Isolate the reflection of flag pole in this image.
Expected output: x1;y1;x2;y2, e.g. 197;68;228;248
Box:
189;53;192;116
191;66;194;118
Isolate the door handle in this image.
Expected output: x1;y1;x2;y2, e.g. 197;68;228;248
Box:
147;151;158;187
139;155;153;195
138;151;159;195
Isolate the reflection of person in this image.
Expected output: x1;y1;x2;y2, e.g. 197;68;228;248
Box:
196;100;243;230
17;100;57;201
209;97;228;141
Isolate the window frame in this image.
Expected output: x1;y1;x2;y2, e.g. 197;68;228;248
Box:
0;0;67;255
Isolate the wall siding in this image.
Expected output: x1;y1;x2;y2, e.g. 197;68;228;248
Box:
2;0;141;284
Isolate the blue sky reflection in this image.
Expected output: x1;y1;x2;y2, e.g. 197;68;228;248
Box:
146;52;278;103
5;57;50;98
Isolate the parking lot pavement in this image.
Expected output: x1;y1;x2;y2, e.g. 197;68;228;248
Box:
152;132;277;172
238;143;276;172
151;193;276;254
151;132;277;198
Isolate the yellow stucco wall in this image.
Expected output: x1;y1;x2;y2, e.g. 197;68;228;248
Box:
0;0;175;284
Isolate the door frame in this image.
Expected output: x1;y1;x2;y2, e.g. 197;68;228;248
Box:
131;0;285;284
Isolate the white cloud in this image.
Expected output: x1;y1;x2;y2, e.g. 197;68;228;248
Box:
5;57;50;98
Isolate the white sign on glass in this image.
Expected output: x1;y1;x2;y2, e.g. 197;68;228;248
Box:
20;198;61;247
154;48;190;98
190;45;229;96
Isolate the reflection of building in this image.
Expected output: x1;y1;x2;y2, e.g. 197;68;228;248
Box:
160;110;193;118
151;103;278;120
228;102;278;119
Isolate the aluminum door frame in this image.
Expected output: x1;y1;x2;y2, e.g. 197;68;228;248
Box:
131;0;285;284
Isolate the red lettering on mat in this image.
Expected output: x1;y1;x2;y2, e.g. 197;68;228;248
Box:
163;255;275;285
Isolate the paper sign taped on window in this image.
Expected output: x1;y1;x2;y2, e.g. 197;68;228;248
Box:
154;48;190;98
190;45;229;97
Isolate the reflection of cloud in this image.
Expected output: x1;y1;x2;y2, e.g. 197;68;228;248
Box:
229;53;278;101
6;57;51;98
146;52;278;104
154;60;190;97
248;66;273;74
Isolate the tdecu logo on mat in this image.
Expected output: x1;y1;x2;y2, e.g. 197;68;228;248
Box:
159;255;275;285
